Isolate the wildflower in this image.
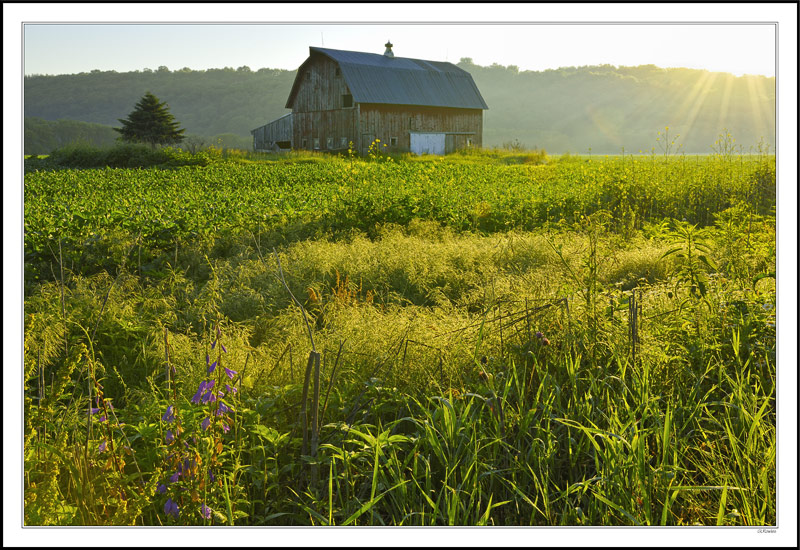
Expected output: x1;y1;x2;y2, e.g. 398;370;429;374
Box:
164;497;180;519
99;440;107;453
165;430;175;444
170;471;181;483
535;331;544;339
221;422;230;433
200;503;212;519
162;405;176;423
208;360;217;374
157;483;167;494
192;380;212;404
88;407;100;415
542;337;550;346
224;367;237;380
225;384;237;394
220;343;227;353
98;416;107;423
206;352;210;366
202;390;217;404
208;470;216;482
201;417;211;431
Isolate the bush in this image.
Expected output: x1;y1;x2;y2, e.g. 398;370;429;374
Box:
43;143;214;169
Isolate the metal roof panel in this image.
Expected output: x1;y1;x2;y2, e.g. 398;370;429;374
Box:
286;47;488;110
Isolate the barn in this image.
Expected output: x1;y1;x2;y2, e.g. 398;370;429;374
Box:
251;42;488;155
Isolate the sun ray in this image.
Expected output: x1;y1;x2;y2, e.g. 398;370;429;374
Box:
715;73;735;137
745;75;774;147
670;70;716;147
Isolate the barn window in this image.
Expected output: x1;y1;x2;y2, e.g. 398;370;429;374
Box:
313;138;320;150
342;94;353;108
340;137;348;149
326;137;333;150
467;138;473;147
302;138;308;149
389;137;398;147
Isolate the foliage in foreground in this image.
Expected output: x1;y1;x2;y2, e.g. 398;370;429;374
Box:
23;148;776;526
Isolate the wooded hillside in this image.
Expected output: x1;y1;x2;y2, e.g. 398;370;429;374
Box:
24;61;775;154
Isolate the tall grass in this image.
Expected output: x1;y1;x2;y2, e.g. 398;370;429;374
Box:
23;146;776;526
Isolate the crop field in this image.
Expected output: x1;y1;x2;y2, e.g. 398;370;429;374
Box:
22;142;776;526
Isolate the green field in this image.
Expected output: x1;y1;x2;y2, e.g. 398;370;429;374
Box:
23;143;776;526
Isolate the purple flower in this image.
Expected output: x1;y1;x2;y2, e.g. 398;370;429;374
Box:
165;430;174;444
201;390;217;404
169;471;181;483
157;483;167;494
99;440;107;453
211;339;217;350
224;367;237;380
206;353;210;365
201;417;211;431
98;416;107;423
208;360;217;374
88;407;100;416
191;388;204;404
217;401;233;416
164;497;180;519
162;405;176;423
192;380;213;404
221;422;230;433
201;503;212;519
220;343;227;354
535;331;544;339
225;384;237;394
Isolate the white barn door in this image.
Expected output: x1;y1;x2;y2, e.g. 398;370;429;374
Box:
410;132;446;156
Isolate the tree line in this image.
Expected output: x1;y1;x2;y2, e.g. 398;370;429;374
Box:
24;62;775;154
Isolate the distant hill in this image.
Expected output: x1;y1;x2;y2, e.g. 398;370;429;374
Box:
24;117;119;155
460;60;775;154
23;62;775;154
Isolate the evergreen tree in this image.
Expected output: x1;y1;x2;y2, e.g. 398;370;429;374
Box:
114;91;185;148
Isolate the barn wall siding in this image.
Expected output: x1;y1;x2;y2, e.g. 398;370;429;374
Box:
292;55;358;150
358;104;482;154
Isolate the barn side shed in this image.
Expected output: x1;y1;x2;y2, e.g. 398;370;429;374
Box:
251;113;293;151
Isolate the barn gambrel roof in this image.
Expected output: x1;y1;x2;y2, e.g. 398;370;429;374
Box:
286;47;488;110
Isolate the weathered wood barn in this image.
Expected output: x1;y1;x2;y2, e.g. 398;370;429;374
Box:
251;42;488;155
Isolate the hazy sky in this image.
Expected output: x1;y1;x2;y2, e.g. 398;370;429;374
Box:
24;22;776;77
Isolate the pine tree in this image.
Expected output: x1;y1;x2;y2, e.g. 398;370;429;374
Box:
114;91;185;148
